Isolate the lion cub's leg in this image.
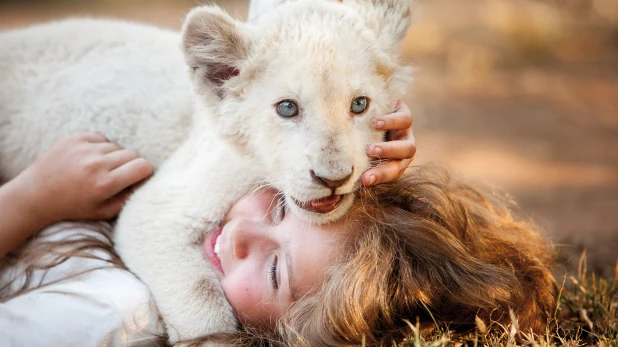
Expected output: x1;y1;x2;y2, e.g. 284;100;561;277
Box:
115;138;254;343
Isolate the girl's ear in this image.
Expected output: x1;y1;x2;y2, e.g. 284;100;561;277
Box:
342;0;415;52
182;6;252;91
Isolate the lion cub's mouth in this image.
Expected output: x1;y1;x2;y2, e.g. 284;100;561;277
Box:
293;194;346;214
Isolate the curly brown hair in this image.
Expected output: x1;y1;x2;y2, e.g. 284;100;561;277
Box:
274;165;557;346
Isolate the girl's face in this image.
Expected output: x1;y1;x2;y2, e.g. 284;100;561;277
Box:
202;189;357;329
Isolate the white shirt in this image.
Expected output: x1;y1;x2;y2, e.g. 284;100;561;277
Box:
0;222;163;347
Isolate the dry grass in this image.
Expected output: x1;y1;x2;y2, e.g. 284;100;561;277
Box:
386;254;618;347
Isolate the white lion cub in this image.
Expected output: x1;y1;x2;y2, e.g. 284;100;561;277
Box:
0;0;413;343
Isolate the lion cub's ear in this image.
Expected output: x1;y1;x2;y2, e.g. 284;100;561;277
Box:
182;6;251;93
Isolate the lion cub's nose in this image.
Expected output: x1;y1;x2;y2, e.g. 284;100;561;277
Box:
310;169;354;189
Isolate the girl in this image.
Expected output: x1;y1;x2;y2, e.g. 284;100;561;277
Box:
1;164;557;346
188;165;557;346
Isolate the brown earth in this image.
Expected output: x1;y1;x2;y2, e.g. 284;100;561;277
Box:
1;0;616;275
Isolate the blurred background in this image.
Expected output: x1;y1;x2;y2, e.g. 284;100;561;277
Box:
1;0;617;275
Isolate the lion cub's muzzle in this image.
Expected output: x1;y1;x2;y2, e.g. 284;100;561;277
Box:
291;167;356;214
292;194;347;214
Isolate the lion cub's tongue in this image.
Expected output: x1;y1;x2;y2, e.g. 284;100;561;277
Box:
309;195;342;213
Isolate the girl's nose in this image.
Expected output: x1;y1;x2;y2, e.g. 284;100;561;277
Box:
228;219;272;259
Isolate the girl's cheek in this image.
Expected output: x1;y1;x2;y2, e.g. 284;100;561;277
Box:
223;277;261;315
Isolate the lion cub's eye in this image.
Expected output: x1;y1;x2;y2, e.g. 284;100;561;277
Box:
351;97;368;115
277;100;299;118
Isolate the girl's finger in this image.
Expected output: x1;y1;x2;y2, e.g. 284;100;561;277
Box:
92;141;123;155
387;127;412;141
77;132;109;143
96;192;131;219
108;158;153;195
374;111;413;131
362;159;411;186
368;139;416;160
394;100;411;114
103;148;140;169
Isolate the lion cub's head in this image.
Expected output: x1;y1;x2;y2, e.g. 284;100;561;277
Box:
183;0;414;223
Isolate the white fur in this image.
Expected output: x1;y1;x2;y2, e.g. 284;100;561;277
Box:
0;0;413;344
0;20;193;181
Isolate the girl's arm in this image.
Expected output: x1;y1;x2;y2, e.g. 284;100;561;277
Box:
0;133;153;258
0;178;49;257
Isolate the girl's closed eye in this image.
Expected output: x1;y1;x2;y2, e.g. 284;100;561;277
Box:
270;255;279;290
278;201;286;221
273;196;286;223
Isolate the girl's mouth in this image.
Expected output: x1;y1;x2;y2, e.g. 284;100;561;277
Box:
203;227;224;274
292;194;345;214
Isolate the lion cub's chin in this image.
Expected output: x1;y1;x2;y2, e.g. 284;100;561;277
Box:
288;193;356;225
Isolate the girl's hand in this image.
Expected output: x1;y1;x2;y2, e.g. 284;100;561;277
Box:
363;101;416;186
19;133;153;223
